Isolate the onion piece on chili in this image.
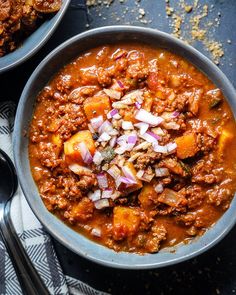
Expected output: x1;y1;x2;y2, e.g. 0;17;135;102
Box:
166;142;177;153
91;228;102;237
97;132;111;142
122;121;134;130
103;88;121;100
155;168;170;177
90;116;103;130
136;169;145;179
97;172;108;189
140;132;158;144
102;189;113;199
119;176;137;185
109;136;117;148
122;166;137;183
107;109;119;119
110;191;121;200
94;198;110;209
98;120;113;134
127;134;137;145
78;142;93;164
134;122;149;135
68;163;92;174
93;151;104;165
107;165;121;179
154;183;164;193
88;190;101;202
135;109;163;126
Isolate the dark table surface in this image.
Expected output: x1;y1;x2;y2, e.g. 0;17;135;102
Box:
1;0;236;294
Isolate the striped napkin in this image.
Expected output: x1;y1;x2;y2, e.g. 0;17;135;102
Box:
0;101;108;295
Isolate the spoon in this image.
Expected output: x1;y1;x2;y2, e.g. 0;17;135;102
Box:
0;149;50;295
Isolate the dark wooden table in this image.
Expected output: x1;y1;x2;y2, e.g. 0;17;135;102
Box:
1;1;236;294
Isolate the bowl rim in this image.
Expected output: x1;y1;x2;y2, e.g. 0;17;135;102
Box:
0;0;71;74
13;25;236;269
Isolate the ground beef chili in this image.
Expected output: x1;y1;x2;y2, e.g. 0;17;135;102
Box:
28;43;236;254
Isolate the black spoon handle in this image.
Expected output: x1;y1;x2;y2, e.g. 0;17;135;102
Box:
0;201;50;295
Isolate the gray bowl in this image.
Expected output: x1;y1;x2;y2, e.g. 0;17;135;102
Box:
13;26;236;269
0;0;70;74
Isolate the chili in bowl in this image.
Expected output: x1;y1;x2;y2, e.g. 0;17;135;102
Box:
13;26;236;268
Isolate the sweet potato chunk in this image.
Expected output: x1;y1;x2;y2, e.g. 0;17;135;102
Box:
70;198;94;222
64;130;95;164
218;129;234;157
138;184;158;209
175;133;198;159
83;95;111;120
113;207;140;240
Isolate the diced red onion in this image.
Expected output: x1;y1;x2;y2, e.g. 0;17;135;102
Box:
114;145;127;155
154;183;164;193
166;142;177;153
110;191;121;200
122;90;144;103
68;163;92;174
119;176;137;185
140;132;158;144
113;113;122;120
117;135;128;144
109;136;117;148
152;143;168;153
117;80;124;89
155;168;169;177
164;121;180;130
97;173;108;189
107;109;119;119
97;132;111;142
127;134;137;144
122;121;134;130
172;111;180;118
94;198;110;209
98;120;113;134
78;142;93;164
135;101;142;109
103;88;121;100
136;170;145;179
88;123;95;134
122;166;137;183
91;228;101;237
135;109;163;126
134;122;149;135
90;116;103;130
93;151;104;165
102;189;113;199
107;165;121;179
142;173;155;182
108;129;119;136
146;131;161;140
88;189;101;201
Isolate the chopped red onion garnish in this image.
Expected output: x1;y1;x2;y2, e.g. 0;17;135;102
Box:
134;122;149;135
122;90;144;103
110;191;121;200
154;183;164;193
68;163;92;174
114;145;127;155
107;165;121;179
88;189;101;202
88;123;95;134
109;136;117;148
102;189;113;199
172;111;180;118
94;198;110;209
135;101;142;109
78;142;93;164
107;109;119;119
117;134;128;144
152;143;168;153
97;173;108;189
103;88;121;100
90;116;103;130
122;166;137;183
127;134;137;144
146;131;161;140
97;132;111;142
117;80;125;89
119;176;137;185
140;132;158;144
166;142;177;153
91;228;101;237
135;109;163;126
98;120;113;134
93;151;104;165
155;168;170;177
136;169;145;179
122;121;134;130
